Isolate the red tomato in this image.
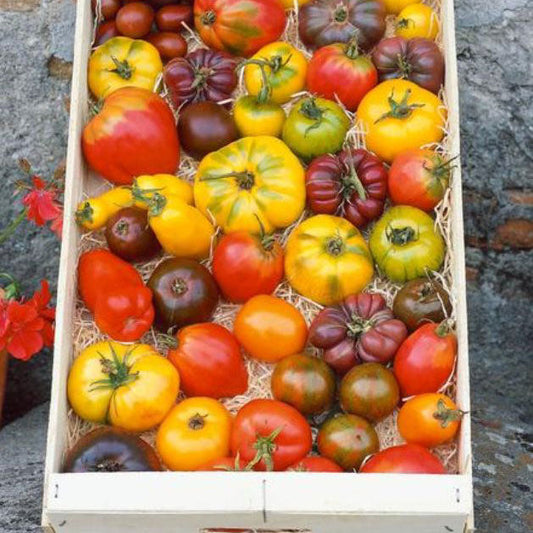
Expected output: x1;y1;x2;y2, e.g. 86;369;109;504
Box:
145;32;188;62
360;443;446;474
91;0;121;20
155;4;194;31
82;87;180;185
307;41;378;111
194;0;286;57
196;456;249;471
94;21;120;46
287;456;344;473
393;322;457;397
212;231;284;303
388;149;451;211
167;323;248;398
115;2;155;38
230;399;312;471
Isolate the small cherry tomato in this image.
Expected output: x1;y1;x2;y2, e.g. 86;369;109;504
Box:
94;20;120;46
396;3;439;40
116;2;155;38
91;0;121;20
233;295;308;363
155;4;193;31
146;32;188;62
287;456;344;473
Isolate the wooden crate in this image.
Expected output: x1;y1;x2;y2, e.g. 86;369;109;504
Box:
42;0;473;531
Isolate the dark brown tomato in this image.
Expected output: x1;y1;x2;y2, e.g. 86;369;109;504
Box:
340;363;399;422
271;354;336;416
94;20;120;46
63;427;162;473
393;278;451;332
115;2;155;39
91;0;121;20
317;414;379;471
105;206;161;262
146;32;187;62
178;101;239;160
155;4;193;31
147;257;219;332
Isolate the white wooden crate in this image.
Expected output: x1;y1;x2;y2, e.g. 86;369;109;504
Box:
42;0;473;531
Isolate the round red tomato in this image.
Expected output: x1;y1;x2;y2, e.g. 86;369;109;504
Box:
230;399;312;471
194;0;286;57
307;41;378;111
389;149;451;211
167;322;248;399
360;443;446;474
196;456;249;471
393;322;457;397
213;231;283;304
287;456;344;473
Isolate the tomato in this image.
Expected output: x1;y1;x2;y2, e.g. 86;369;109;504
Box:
393;322;457;397
393;278;451;332
91;0;121;20
75;187;133;231
360;443;446;474
396;3;439;40
299;0;386;51
194;0;286;58
244;42;308;105
285;215;374;306
63;427;161;472
271;354;336;415
357;79;445;163
194;136;305;234
132;174;193;208
369;206;445;283
105;207;161;262
167;323;248;398
282;97;350;161
156;397;232;471
388;149;451;211
398;393;464;448
340;363;399;422
164;49;238;108
305;148;388;229
177;102;238;160
88;37;162;99
307;40;377;111
212;230;283;304
82;87;180;185
230;399;312;471
234;295;307;363
146;32;187;62
287;456;343;473
94;21;120;46
155;4;193;31
382;0;421;15
317;414;379;471
197;456;250;471
147;258;219;332
67;341;179;432
115;3;154;38
234;95;286;138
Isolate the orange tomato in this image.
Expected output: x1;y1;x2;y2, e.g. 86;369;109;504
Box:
397;393;464;448
233;295;307;363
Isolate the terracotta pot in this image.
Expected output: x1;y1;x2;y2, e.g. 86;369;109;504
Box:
0;350;7;425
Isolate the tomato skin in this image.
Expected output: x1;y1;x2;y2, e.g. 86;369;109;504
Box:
156;397;232;471
196;456;249;471
360;443;446;474
115;2;155;38
167;323;248;398
91;0;121;20
94;21;120;46
146;32;188;62
230;399;312;471
396;4;439;40
234;295;307;363
82;87;179;185
132;174;193;208
383;0;422;16
317;414;379;471
212;232;284;303
233;95;286;138
75;187;133;231
307;42;377;111
271;354;336;415
155;4;193;31
393;322;457;397
389;149;450;212
287;456;344;472
398;393;462;448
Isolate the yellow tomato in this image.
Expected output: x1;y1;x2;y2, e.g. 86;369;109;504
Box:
244;42;308;104
396;4;439;40
280;0;311;7
146;192;214;259
132;173;193;208
233;95;286;137
156;397;232;471
88;37;163;99
194;136;305;234
382;0;421;15
358;79;446;163
75;187;133;230
285;215;374;306
67;341;180;432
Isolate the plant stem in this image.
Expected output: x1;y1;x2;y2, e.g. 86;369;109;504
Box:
0;209;27;246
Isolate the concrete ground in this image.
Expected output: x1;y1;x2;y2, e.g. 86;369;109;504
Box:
0;0;531;531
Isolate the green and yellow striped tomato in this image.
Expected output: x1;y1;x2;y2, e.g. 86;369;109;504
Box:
233;95;286;138
194;136;305;234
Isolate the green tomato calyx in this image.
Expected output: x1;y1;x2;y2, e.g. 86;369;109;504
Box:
334;4;348;23
201;171;255;190
344;38;361;60
201;10;216;26
375;89;425;123
325;235;345;256
110;56;134;81
90;344;139;392
433;399;466;428
188;413;208;431
249;426;283;472
386;225;417;246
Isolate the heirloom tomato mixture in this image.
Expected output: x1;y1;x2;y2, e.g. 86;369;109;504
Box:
65;0;464;476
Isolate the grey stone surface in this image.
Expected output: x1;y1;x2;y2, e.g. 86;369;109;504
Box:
0;0;531;532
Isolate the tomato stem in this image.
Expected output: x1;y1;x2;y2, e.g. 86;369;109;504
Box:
344;38;360;60
75;201;93;226
191;67;215;91
386;224;417;246
201;10;216;26
374;89;425;123
435;319;453;337
89;344;139;392
433;399;466;428
396;53;412;78
248;426;283;471
188;413;208;430
334;4;348;23
325;235;344;257
253;214;276;252
109;56;134;80
172;277;188;296
201;171;255;190
343;150;367;201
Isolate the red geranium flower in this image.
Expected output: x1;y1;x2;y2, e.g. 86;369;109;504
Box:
21;177;62;227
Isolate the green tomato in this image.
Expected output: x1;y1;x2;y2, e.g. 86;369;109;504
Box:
369;205;445;283
282;97;350;160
